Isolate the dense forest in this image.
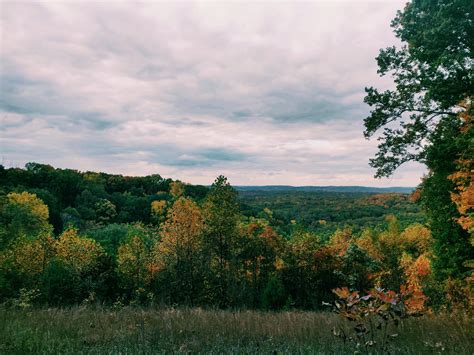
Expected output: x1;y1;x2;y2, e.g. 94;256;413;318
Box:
0;162;461;311
239;190;425;238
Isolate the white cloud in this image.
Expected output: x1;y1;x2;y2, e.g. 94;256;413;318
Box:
0;0;424;186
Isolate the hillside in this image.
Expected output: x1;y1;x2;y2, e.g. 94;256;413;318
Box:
238;190;425;238
236;185;415;193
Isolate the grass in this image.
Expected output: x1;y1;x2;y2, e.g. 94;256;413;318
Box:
0;306;472;354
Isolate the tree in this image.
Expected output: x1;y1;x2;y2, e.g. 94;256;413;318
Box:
94;198;117;224
363;0;473;279
150;200;167;225
54;228;104;275
153;197;205;304
448;105;474;234
0;192;52;248
27;188;62;233
364;0;473;176
39;228;105;304
116;226;155;292
8;234;54;278
88;223;130;257
202;175;240;307
0;234;54;298
419;120;471;279
281;230;339;309
169;181;185;199
239;220;284;307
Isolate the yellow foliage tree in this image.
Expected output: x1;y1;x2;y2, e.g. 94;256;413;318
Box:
355;230;383;262
55;228;104;274
1;192;52;247
449;158;473;234
356;220;433;292
154;197;204;269
150;200;167;225
0;234;54;287
117;234;154;288
152;197;204;303
399;224;432;254
170;181;185;199
328;228;352;256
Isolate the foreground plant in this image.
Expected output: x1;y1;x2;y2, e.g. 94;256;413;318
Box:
328;286;428;353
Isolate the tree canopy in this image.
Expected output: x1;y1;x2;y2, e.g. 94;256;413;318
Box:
364;0;473;177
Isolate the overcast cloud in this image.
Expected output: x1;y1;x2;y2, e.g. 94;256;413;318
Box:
0;0;425;186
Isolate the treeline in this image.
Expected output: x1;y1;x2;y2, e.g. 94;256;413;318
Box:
0;166;461;310
0;162;208;233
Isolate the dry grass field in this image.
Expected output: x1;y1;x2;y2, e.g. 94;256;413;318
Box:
1;306;472;354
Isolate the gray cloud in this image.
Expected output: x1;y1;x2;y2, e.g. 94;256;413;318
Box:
0;0;425;186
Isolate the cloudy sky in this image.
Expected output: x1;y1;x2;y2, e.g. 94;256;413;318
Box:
0;0;425;186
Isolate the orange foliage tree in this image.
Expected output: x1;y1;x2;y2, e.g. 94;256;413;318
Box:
448;99;473;234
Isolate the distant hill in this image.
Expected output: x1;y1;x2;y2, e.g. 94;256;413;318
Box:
235;185;415;193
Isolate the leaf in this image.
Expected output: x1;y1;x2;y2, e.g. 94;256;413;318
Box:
333;287;351;299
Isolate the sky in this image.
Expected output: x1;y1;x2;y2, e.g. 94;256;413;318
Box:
0;0;426;186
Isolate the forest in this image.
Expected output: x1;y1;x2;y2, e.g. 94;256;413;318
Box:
0;163;430;309
1;0;473;353
239;189;425;238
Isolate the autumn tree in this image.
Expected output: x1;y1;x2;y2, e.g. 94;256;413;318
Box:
116;225;155;292
9;234;54;278
54;228;104;275
153;197;205;305
169;180;185;199
281;230;342;309
38;228;106;304
363;0;473;279
239;219;284;307
355;220;433;294
419;122;471;279
0;192;52;248
150;200;167;225
0;233;54;299
448;102;473;235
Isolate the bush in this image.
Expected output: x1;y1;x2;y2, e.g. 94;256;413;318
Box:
261;275;286;310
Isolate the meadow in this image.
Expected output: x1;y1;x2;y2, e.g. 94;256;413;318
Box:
1;306;472;354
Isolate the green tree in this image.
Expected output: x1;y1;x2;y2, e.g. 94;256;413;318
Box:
281;231;329;309
261;275;286;310
202;176;240;307
363;0;473;279
420;121;472;279
94;198;117;224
